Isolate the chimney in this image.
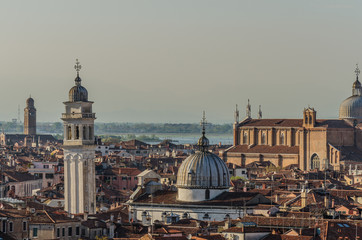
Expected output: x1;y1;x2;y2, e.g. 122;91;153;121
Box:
301;190;307;208
110;214;114;222
224;215;231;229
84;212;89;221
275;194;279;203
324;194;330;209
331;199;335;208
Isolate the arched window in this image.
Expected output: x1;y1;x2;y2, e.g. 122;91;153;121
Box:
67;126;72;140
75;126;79;140
335;152;338;164
243;132;248;144
89;126;92;140
261;132;266;145
83;126;86;140
205;189;210;200
311;154;320;170
280;132;285;145
331;152;334;164
305;115;308;124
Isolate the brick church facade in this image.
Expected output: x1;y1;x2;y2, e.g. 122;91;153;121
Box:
224;67;362;171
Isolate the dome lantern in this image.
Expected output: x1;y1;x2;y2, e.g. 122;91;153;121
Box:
352;64;362;96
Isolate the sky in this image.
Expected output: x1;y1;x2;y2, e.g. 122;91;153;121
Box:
0;0;362;123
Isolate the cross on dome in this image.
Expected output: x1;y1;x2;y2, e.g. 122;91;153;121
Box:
355;64;360;79
74;59;82;76
198;111;209;151
200;111;208;136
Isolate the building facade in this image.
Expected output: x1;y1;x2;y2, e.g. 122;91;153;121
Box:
62;60;96;214
224;66;362;171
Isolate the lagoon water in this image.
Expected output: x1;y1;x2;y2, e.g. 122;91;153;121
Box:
143;134;233;145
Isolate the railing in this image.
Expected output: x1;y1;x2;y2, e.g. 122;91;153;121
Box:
61;113;95;119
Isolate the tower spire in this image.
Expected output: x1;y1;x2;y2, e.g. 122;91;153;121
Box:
258;105;262;119
246;99;251;118
234;104;239;123
198;111;209;151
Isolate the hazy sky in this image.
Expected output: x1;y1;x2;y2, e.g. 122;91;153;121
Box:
0;0;361;123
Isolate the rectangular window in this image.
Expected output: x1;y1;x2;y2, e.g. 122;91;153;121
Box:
23;221;27;231
9;222;13;232
76;226;80;235
2;220;6;232
68;227;72;236
62;227;65;237
45;173;54;179
57;228;60;238
82;228;86;236
44;165;49;169
33;228;38;237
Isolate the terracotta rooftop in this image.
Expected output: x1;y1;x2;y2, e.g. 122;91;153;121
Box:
227;145;299;154
239;118;353;129
132;190;271;206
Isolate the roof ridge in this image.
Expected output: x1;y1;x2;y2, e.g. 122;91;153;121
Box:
44;210;56;223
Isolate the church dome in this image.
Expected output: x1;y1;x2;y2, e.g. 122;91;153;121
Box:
176;113;230;202
176;151;230;189
339;95;362;120
69;76;88;102
176;114;230;190
339;65;362;120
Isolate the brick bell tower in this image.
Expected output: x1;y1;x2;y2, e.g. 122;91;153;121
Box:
62;59;96;214
24;96;36;135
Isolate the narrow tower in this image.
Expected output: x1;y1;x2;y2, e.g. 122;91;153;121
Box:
24;96;36;135
62;59;96;214
246;99;251;119
233;104;239;146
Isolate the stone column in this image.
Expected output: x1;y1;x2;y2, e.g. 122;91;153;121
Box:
78;158;84;213
85;125;89;140
70;157;76;213
79;124;83;140
71;125;75;140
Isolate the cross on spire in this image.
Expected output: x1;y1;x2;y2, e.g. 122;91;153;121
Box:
355;64;360;79
74;59;82;77
200;111;208;136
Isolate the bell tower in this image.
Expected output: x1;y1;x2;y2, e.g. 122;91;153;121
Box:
62;59;96;214
303;107;316;128
24;96;36;135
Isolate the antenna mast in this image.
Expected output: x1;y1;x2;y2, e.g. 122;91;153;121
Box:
18;104;20;123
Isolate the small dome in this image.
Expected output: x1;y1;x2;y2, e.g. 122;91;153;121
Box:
176;151;230;189
26;97;34;106
69;76;88;102
197;135;209;151
339;95;362;120
353;80;361;89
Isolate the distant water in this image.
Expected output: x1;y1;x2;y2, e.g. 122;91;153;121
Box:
143;134;233;145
